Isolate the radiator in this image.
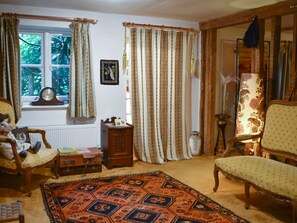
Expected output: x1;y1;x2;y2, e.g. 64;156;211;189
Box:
29;124;99;149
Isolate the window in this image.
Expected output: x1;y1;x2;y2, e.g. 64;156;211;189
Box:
19;27;71;103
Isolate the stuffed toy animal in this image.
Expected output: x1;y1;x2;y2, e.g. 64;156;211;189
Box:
0;113;28;159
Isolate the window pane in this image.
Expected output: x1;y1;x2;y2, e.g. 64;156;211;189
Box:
52;67;69;96
19;34;42;64
21;67;42;96
51;35;71;65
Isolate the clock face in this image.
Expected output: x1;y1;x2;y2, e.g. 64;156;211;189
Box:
31;87;64;106
41;88;55;101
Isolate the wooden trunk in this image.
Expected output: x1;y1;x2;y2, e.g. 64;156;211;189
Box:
58;147;103;175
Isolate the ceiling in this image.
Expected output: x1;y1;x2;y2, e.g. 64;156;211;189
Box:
0;0;286;22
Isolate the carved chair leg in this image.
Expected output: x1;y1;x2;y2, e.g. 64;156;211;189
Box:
213;165;220;192
25;169;32;196
293;198;296;223
244;182;250;209
54;157;59;179
19;212;25;223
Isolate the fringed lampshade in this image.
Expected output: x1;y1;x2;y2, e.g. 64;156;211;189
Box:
235;73;265;154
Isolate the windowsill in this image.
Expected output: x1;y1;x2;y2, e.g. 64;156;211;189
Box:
22;103;69;110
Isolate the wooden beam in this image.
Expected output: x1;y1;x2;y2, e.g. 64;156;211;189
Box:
199;30;206;154
284;12;297;100
200;0;297;30
269;16;281;100
257;19;265;78
203;29;217;155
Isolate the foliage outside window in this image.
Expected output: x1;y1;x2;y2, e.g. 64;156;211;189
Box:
19;28;71;103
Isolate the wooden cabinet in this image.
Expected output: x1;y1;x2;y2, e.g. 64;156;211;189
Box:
101;118;133;169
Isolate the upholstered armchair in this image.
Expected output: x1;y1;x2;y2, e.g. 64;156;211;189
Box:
0;97;59;195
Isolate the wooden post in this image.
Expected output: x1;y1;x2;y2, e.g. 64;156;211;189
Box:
284;12;297;100
200;30;206;154
202;29;217;155
269;16;281;100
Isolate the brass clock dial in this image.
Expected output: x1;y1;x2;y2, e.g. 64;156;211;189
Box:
41;88;55;101
31;87;64;106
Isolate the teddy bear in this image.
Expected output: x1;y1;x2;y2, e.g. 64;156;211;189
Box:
0;113;28;159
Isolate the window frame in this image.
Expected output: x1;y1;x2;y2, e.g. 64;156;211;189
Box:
19;26;72;103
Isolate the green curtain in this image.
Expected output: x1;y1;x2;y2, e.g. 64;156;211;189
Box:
68;22;96;120
0;13;21;122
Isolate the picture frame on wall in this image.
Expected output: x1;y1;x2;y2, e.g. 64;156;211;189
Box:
100;60;119;85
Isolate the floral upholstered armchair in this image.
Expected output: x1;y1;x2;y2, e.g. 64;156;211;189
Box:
0;97;59;195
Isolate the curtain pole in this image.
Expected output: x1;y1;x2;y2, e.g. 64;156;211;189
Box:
0;12;98;24
123;22;196;33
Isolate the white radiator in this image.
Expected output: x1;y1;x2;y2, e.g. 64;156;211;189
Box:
29;124;99;149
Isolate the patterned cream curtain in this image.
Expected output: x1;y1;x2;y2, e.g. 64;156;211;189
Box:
68;22;96;119
129;28;195;164
0;13;21;122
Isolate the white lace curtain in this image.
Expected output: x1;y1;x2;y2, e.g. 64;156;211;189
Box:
128;27;196;164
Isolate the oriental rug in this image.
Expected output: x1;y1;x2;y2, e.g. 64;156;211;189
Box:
41;171;249;223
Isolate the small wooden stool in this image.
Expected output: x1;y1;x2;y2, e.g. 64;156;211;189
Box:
0;200;24;223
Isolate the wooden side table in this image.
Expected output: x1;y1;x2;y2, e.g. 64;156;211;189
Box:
101;118;134;169
214;113;229;156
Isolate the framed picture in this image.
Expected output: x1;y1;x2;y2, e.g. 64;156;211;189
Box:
115;118;126;126
100;60;119;85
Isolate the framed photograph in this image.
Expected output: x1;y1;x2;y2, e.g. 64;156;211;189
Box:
120;119;126;125
114;119;122;126
114;118;126;126
100;60;119;85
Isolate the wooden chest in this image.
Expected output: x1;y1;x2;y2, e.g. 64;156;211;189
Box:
58;147;103;175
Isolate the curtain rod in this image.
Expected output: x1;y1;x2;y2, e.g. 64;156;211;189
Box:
123;22;196;33
1;12;98;24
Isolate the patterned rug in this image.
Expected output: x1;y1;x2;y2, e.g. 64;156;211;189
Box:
41;171;249;223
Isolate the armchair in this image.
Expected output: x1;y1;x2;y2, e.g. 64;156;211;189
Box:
0;98;59;195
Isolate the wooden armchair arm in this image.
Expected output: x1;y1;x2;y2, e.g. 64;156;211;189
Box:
28;128;52;148
0;135;23;169
221;133;262;157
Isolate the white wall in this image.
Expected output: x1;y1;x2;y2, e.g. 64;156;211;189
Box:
1;4;200;147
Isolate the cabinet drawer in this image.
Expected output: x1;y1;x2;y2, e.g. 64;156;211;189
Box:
59;164;102;175
59;156;101;168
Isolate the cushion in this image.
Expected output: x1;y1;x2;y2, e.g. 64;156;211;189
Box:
0;132;18;160
215;156;297;199
0;132;31;160
261;104;297;155
0;148;58;169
